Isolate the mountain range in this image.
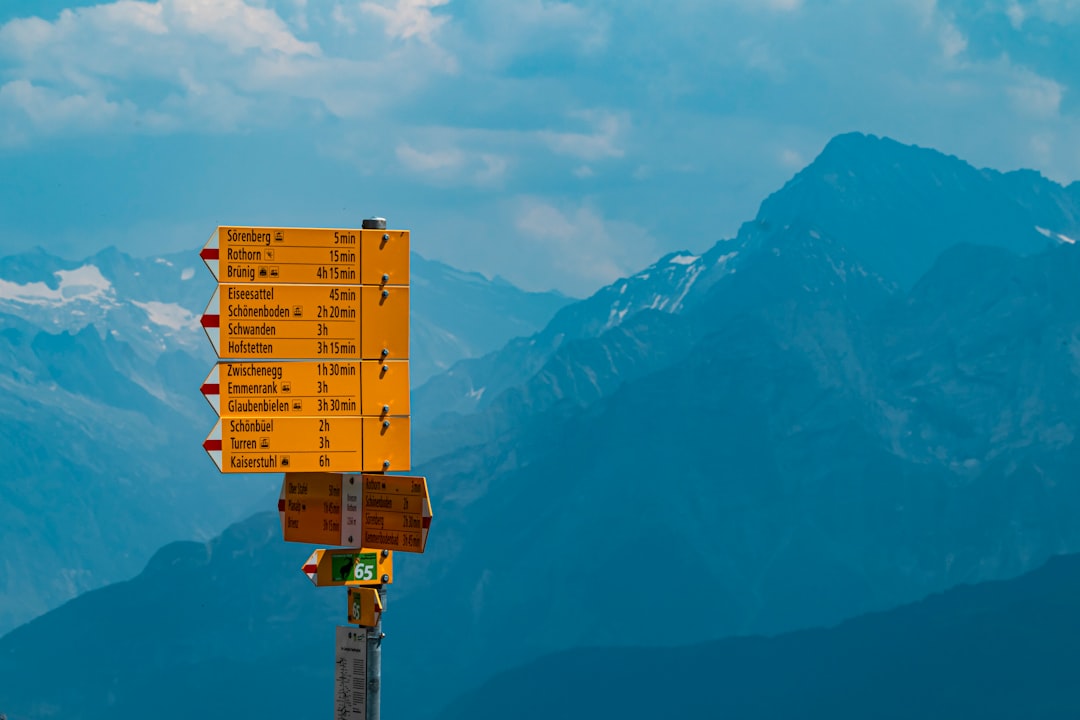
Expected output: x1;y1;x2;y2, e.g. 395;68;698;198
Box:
0;245;568;634
441;551;1080;720
3;132;1080;718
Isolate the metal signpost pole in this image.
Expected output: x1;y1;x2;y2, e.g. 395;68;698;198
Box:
362;216;387;720
367;583;387;720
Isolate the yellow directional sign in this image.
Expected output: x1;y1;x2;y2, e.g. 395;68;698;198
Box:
302;548;393;587
204;415;410;473
200;360;409;417
279;473;432;552
200;284;409;360
279;472;352;545
347;586;383;627
348;473;432;553
201;227;410;286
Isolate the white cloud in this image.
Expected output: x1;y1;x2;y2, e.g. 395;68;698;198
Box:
450;0;609;70
760;0;802;10
476;154;508;183
0;0;453;139
3;0;1080;298
0;79;173;139
778;148;805;169
396;143;465;172
717;0;802;12
538;111;625;161
360;0;451;44
394;140;508;186
1006;2;1026;28
513;198;659;293
1007;69;1064;117
1026;0;1080;24
330;3;357;33
938;18;968;60
164;0;320;55
738;38;786;78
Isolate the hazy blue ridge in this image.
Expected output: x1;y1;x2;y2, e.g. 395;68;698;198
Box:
0;513;341;720
439;552;1080;720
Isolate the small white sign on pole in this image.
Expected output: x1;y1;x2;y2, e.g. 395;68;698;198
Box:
335;625;367;720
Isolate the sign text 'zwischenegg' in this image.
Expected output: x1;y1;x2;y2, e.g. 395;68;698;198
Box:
200;360;409;418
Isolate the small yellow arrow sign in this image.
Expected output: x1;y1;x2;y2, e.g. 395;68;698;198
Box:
302;548;393;587
347;586;383;627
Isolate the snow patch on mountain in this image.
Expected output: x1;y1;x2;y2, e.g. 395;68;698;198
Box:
1035;226;1075;244
670;263;704;311
0;265;115;306
605;304;630;328
132;301;199;331
594;249;745;331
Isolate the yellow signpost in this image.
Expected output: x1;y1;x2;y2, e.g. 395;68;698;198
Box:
302;548;393;587
279;472;355;546
350;473;432;554
199;219;424;720
277;472;432;552
347;586;384;627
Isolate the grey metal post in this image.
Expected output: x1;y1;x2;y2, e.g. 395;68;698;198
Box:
362;216;387;720
366;583;387;720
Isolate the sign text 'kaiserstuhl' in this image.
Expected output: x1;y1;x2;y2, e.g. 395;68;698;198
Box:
201;226;409;286
204;416;410;473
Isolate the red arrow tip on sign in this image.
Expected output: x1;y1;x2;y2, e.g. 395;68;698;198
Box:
201;314;220;328
302;563;317;574
277;498;285;512
203;438;222;452
200;248;220;260
200;383;220;396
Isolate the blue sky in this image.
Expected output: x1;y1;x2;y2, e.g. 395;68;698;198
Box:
1;0;1078;296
